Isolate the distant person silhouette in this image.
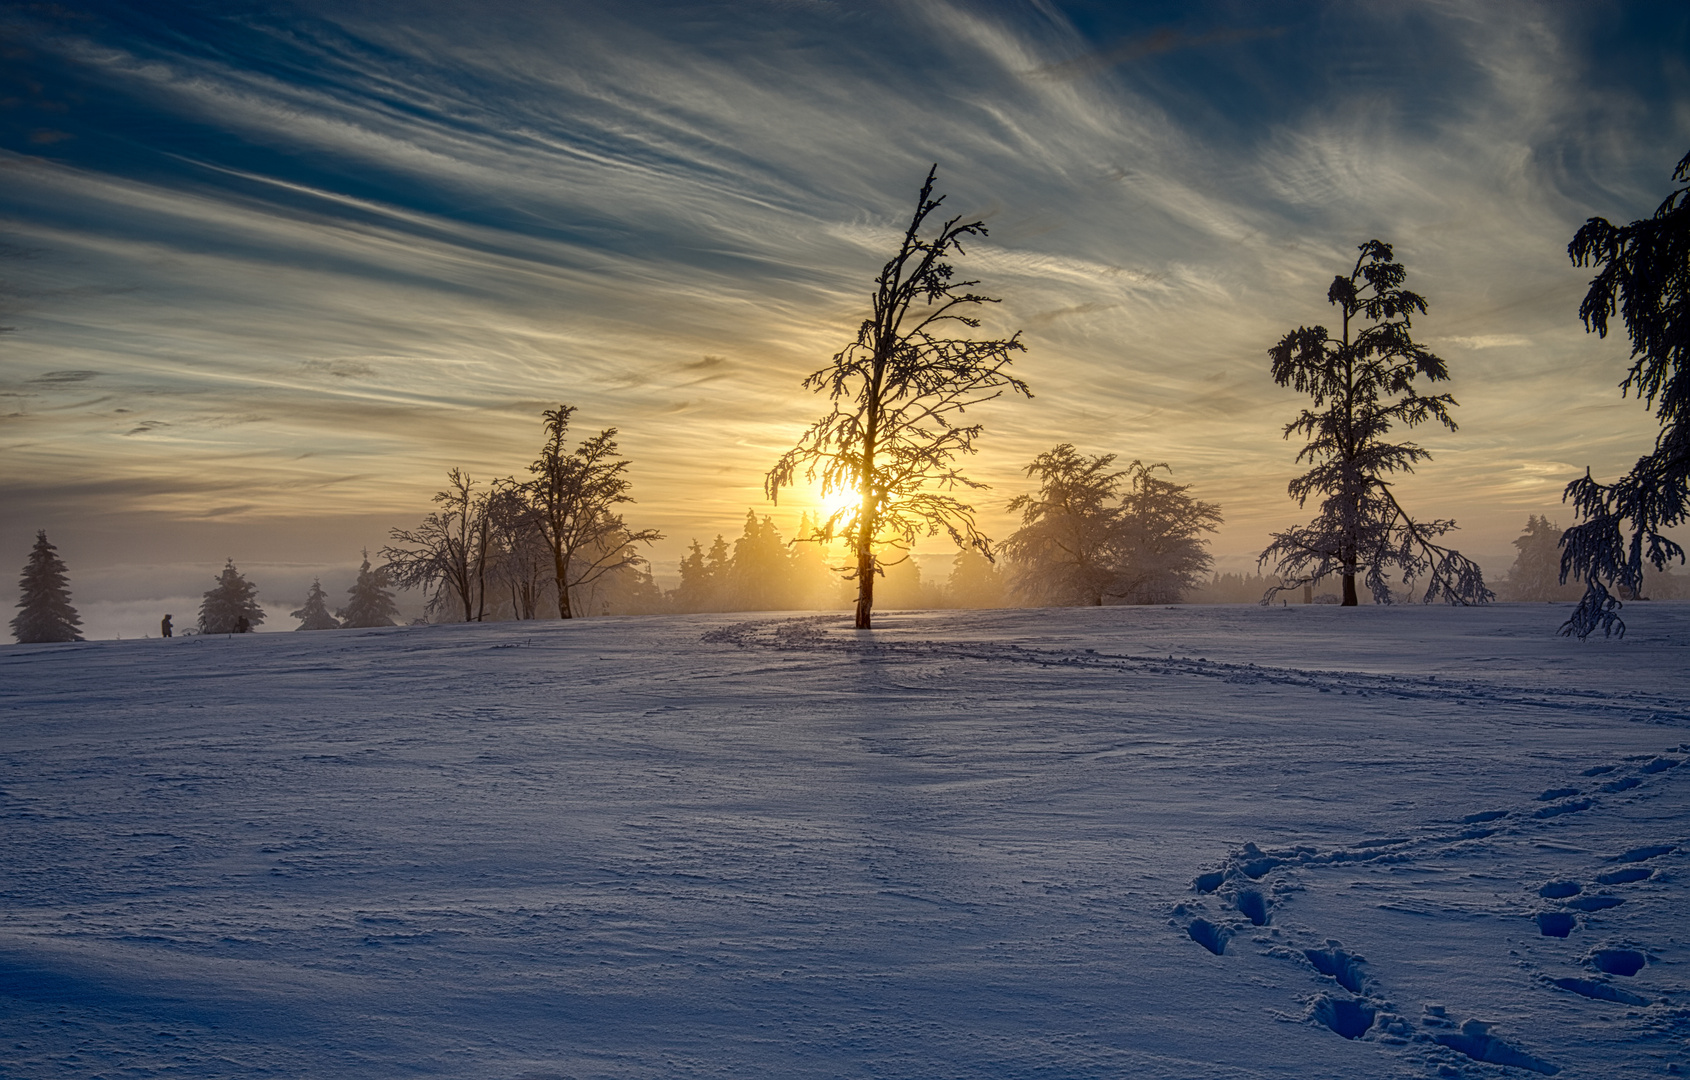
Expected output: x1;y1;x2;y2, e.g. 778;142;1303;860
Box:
235;615;250;634
161;614;173;638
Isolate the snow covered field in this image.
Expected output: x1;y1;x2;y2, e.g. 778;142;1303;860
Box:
2;603;1686;1079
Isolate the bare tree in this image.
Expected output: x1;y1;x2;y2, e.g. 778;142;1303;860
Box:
381;469;492;622
527;406;660;619
766;166;1031;628
486;477;551;620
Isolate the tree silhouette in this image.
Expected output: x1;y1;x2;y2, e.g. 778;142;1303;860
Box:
1559;150;1690;638
1113;462;1222;604
528;406;660;619
1499;516;1583;603
199;559;264;634
382;470;493;622
486;478;551;620
291;578;341;630
1259;240;1489;606
1004;444;1130;606
341;551;400;627
1004;445;1219;605
945;546;1008;609
11;530;82;643
766;166;1030;628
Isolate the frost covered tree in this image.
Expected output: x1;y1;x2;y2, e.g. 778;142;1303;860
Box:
487;478;551;620
724;511;800;611
341;551;400;628
1113;463;1222;604
766;166;1030;628
1559;150;1690;638
1260;240;1489;606
1004;445;1219;605
11;530;82;643
291;579;341;630
1498;516;1583;602
527;406;660;619
199;559;263;634
671;539;717;613
382;470;491;623
1004;445;1130;606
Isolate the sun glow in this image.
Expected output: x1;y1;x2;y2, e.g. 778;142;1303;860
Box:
812;484;860;526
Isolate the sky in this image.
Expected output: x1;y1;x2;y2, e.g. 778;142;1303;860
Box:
2;0;1688;635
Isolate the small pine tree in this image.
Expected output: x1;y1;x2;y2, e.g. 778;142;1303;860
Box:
340;551;400;628
291;578;341;630
200;559;264;634
12;530;83;643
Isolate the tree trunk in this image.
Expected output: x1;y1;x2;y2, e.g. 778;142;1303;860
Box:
1342;573;1358;606
854;541;874;629
554;548;573;619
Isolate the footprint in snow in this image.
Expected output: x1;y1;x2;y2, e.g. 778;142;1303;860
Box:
1588;948;1646;977
1235;887;1270;927
1546;976;1650;1006
1563;894;1623;912
1304;947;1368;995
1535;912;1577;938
1594;866;1652;885
1310;994;1376;1040
1187;918;1230;956
1426;1017;1561;1075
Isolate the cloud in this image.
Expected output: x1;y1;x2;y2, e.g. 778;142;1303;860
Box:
1030;24;1286;81
0;0;1683;589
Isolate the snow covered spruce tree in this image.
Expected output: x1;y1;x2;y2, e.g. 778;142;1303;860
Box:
199;559;264;633
340;551;400;627
1259;240;1489;606
1003;444;1219;605
291;579;340;630
11;530;82;643
766;166;1030;628
1558;150;1690;638
527;405;660;619
1498;516;1583;602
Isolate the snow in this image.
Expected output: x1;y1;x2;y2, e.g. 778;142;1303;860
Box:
2;603;1686;1078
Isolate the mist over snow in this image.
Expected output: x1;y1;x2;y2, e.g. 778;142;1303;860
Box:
3;604;1688;1077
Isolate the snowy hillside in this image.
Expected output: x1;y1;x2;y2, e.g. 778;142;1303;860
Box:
2;604;1687;1078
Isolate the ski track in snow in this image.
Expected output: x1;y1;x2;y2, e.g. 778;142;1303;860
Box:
1;603;1688;1078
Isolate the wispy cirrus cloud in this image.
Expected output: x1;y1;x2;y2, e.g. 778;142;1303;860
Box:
0;0;1684;630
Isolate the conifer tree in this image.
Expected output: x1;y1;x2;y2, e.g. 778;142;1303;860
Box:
199;559;264;634
1260;240;1489;606
1560;150;1690;638
291;578;341;630
340;552;400;628
11;530;82;643
946;546;1007;608
672;539;716;613
725;511;798;611
1499;516;1583;602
